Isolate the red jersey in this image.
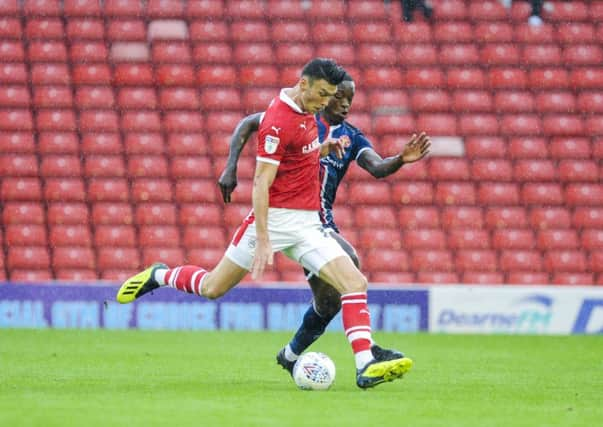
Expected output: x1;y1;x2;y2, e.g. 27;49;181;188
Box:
256;89;321;210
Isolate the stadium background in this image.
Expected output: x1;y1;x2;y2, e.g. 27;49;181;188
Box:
0;0;602;306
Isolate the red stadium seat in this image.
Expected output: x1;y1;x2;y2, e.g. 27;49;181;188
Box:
348;182;391;205
197;65;237;86
468;1;506;20
452;91;492;113
549;137;591;159
94;225;136;247
163;111;204;132
190;21;228;42
530;207;572;230
142;247;185;266
87;179;130;202
494;91;534;113
350;22;392;44
542;115;584;136
529;68;569;90
124;133;165;155
27;41;67;62
230;21;269;43
5;225;47;246
97;247;140;271
417;272;459;284
371;272;415;285
398;207;440;229
121;111;162;132
274;43;314;66
354;206;397;228
538;229;579;250
75;87;115;109
24;0;60;15
117;88;157;109
80;111;119;133
411;250;453;272
500;250;543;272
66;18;104;39
364;249;409;273
152;42;191;63
508;137;548;159
399;44;437;66
428;158;470;181
474;22;513;43
104;0;143;16
81;133;123;154
174;179;218;204
558;160;599;182
441;206;483;229
72;64;111;85
535;92;576;113
544;250;587;273
565;184;603;206
462;271;504;284
411;90;450;112
402;229;446;250
571;68;603;90
0;110;33;131
155;64;195;86
357;44;398;67
0;64;27;84
363;67;405;89
49;225;92;247
182;226;227;249
480;44;520;66
456;250;498;272
522;183;564;205
563;45;603;66
577;92;603;113
582;230;603;250
447;230;490;250
106;20;146;41
91;203;133;225
507;272;549;285
35;110;76;132
514;160;556;181
392;182;433;205
47;203;89;225
464;137;506;158
167;133;207;156
7;246;50;270
552;273;593;286
459;114;499;135
131;178;172;203
471;159;513;181
127;156;168;178
312;22;351;44
0;132;35;153
489;68;528;89
170;156;212;179
434;22;473;43
372;114;414;135
447;68;485;89
63;0;101;16
1;178;42;201
359;228;403;250
84;155;125;178
522;45;562;66
233;43;272;65
44;178;86;202
25;18;63;39
139;225;180;248
484;207;528;229
147;0;185;17
435;183;475;205
113;64;154;86
573;208;603;228
492;229;535;250
270;21;310;43
3;203;45;225
135;203;177;225
204;112;240;133
53;247;95;270
0;154;38;176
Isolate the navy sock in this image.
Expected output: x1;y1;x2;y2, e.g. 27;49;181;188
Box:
289;304;336;355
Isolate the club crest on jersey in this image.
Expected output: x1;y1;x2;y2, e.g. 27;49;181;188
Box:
264;135;280;154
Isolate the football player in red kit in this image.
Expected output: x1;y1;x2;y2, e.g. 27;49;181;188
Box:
116;58;412;388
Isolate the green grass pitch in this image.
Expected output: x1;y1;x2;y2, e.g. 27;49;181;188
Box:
1;330;601;427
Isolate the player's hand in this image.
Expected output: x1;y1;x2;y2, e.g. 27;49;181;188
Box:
218;166;237;203
401;132;431;163
321;138;346;159
251;238;273;280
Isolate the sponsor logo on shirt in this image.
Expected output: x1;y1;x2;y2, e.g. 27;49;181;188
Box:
302;138;320;154
264;135;280;154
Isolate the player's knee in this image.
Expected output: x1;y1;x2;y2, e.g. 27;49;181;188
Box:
344;273;368;294
200;281;225;300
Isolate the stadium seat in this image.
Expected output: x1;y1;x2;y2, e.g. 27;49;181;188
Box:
552;273;594;286
166;133;207;156
135;203;177;225
121;111;162;132
72;64;111;85
401;229;445;250
499;114;542;136
530;207;572;230
1;177;42;201
75;87;115;109
0;110;33;131
462;271;504;284
398;207;440;230
182;226;227;249
434;183;475;205
44;178;86;202
63;0;101;16
354;206;397;228
455;250;498;272
84;156;125;178
434;22;473;43
530;68;570;90
117;88;157;110
427;158;470;181
464;137;506;159
493;91;534;113
514;160;556;181
538;229;579;250
97;247;140;271
113;64;154;86
468;1;506;21
447;229;490;250
147;0;184;17
364;249;409;273
452;91;492;113
359;228;403;250
79;111;120;133
416;272;460;284
178;204;223;227
508;137;549;159
399;44;437;66
91;203;133;226
565;184;603;206
535;92;576;113
471;159;513;181
106;20;146;42
447;68;485;89
542;115;584;136
81;133;122;154
371;272;415;285
573;208;603;228
47;203;88;225
499;250;543;272
558;160;599;182
506;272;549;285
7;246;50;270
391;182;433;205
124;133;165;155
440;206;483;229
94;225;136;247
577;92;603;113
416;114;457;135
549;137;591;159
131;179;172;203
411;249;453;272
411;90;450;112
484;207;528;230
66;18;104;39
492;229;535;250
270;21;311;44
127;156;168;178
5;224;47;246
50;225;92;247
87;179;130;202
544;250;587;273
0;132;36;153
138;225;180;248
363;68;405;89
474;22;513;43
169;156;212;179
174;179;219;204
53;247;95;270
522;45;562;66
522;183;564;205
0;154;38;176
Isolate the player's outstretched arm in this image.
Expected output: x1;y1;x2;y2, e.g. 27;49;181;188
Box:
218;112;262;203
357;132;431;179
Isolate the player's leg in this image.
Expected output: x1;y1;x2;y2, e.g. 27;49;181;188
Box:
277;232;358;373
317;256;412;388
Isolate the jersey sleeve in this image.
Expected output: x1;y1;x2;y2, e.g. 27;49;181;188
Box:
351;130;374;161
257;112;289;165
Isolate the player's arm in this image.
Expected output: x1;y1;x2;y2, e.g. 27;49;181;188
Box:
251;160;278;280
357;132;431;179
217;112;262;203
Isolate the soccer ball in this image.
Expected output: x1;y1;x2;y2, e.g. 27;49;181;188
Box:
292;352;336;391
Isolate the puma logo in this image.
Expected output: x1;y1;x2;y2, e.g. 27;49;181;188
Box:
300;123;307;130
271;126;281;135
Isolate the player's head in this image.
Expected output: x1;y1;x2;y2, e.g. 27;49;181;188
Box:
298;58;346;114
322;72;355;125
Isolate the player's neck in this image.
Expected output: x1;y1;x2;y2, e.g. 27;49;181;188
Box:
320;111;342;127
284;86;307;113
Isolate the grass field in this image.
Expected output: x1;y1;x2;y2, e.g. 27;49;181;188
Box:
0;330;601;427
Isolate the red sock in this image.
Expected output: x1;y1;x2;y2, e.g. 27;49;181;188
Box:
341;292;372;353
164;265;207;296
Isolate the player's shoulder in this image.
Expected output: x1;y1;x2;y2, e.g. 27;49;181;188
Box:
263;97;300;127
341;120;367;140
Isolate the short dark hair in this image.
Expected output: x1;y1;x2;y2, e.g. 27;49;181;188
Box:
301;58;346;86
341;72;354;83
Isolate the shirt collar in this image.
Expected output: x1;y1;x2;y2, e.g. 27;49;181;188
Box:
279;88;304;114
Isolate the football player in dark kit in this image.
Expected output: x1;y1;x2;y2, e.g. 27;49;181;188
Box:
219;72;430;378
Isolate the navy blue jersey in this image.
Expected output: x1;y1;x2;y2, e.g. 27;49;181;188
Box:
316;114;374;232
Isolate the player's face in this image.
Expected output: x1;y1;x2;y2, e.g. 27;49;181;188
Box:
300;78;338;114
324;81;355;125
